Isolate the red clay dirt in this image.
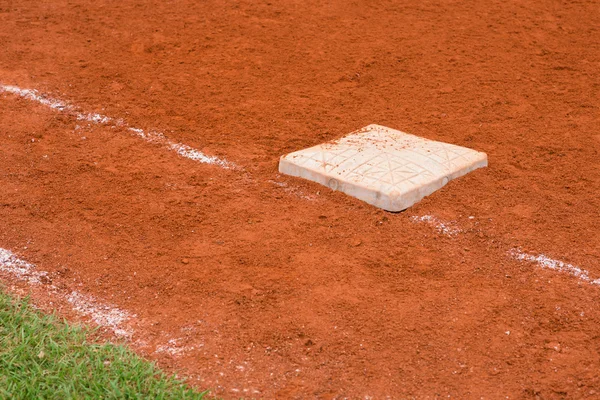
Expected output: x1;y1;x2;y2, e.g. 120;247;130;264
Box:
1;0;600;398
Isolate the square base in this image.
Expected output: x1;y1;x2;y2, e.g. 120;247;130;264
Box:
279;124;487;211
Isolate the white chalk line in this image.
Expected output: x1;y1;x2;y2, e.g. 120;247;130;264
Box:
268;179;318;201
0;247;208;356
410;214;460;237
155;337;198;357
510;249;600;286
66;291;133;338
410;215;600;287
0;84;235;169
0;247;134;337
0;247;49;284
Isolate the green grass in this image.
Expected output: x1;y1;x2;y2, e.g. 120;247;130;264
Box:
0;289;207;399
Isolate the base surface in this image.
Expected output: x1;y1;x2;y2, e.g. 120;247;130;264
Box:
279;124;488;211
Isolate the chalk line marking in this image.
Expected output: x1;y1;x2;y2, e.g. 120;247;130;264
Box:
66;291;133;338
410;214;461;237
0;84;235;169
155;337;198;357
0;247;49;284
510;249;600;286
268;179;318;201
0;247;134;337
411;214;599;287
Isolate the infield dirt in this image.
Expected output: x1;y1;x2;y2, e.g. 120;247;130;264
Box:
1;0;599;398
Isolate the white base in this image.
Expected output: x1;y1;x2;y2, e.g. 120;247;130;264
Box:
279;124;487;211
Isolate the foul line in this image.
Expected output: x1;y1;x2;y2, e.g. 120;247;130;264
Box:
411;215;600;287
0;84;235;169
410;215;460;236
510;249;600;286
0;247;134;337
